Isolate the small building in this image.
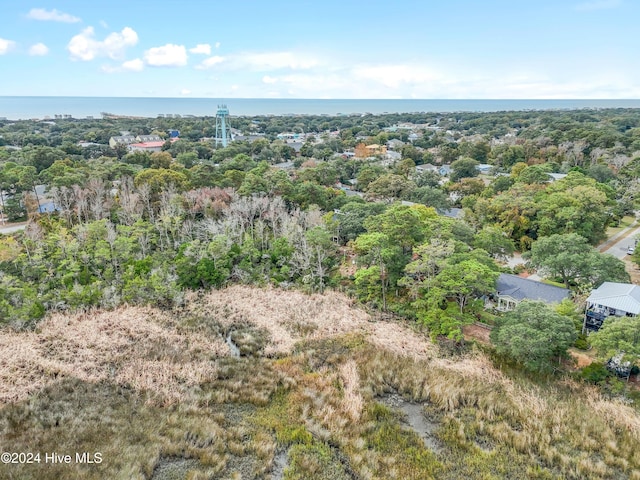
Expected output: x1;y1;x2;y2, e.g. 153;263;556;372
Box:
493;273;570;312
584;282;640;332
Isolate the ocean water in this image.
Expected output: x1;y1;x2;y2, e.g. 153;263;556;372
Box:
1;97;639;120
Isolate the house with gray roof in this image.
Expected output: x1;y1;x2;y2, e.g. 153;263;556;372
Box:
547;173;568;182
440;207;464;219
386;139;405;150
438;165;452;176
584;282;640;332
493;273;570;312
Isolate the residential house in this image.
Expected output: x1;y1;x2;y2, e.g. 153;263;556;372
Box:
386;139;405;150
109;135;136;148
438;165;452;176
128;141;165;153
136;134;162;143
440;208;464;219
583;282;640;332
492;273;570;312
38;202;61;214
547;173;568;182
273;161;295;170
127;137;178;153
354;143;387;158
416;164;437;174
385;150;402;162
476;164;493;175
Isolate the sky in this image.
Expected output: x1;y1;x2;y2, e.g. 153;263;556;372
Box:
0;0;638;99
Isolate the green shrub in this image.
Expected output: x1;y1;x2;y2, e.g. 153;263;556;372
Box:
578;362;611;384
574;334;590;350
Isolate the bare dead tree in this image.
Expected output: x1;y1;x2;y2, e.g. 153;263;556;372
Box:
73;185;88;225
87;178;108;220
117;177;143;226
137;183;154;223
50;186;75;227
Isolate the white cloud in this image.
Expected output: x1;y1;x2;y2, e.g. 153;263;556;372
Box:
195;55;225;70
28;43;49;56
144;44;188;67
181;88;191;95
27;8;81;23
189;44;211;55
215;42;221;49
68;26;138;61
575;0;621;10
262;75;278;84
0;38;16;55
122;58;144;71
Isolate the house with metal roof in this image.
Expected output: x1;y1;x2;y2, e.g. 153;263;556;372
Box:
583;282;640;332
493;273;571;312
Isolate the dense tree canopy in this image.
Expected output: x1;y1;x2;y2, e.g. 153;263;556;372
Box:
491;301;577;373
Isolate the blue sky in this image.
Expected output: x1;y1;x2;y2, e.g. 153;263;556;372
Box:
0;0;638;98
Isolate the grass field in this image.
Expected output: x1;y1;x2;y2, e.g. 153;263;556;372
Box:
1;286;640;479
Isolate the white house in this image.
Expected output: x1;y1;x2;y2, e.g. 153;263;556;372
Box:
584;282;640;332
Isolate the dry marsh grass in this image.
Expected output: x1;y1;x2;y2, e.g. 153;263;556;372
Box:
2;286;640;479
0;306;226;406
184;286;436;359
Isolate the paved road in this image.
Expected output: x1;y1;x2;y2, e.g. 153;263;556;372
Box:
602;225;640;259
0;223;26;234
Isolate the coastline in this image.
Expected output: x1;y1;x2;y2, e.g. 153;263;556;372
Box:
2;97;640;120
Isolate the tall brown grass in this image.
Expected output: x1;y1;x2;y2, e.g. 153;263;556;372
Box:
184;286;437;359
3;286;640;479
0;306;226;405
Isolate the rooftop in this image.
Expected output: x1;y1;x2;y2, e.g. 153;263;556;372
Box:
497;273;570;304
586;282;640;315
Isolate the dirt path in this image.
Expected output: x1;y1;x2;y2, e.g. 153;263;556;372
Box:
463;324;492;344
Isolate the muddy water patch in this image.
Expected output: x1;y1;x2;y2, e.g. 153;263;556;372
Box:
225;324;270;357
226;331;241;357
270;449;288;480
380;393;443;453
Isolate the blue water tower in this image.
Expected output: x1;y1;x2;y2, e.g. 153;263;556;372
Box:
215;105;231;147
